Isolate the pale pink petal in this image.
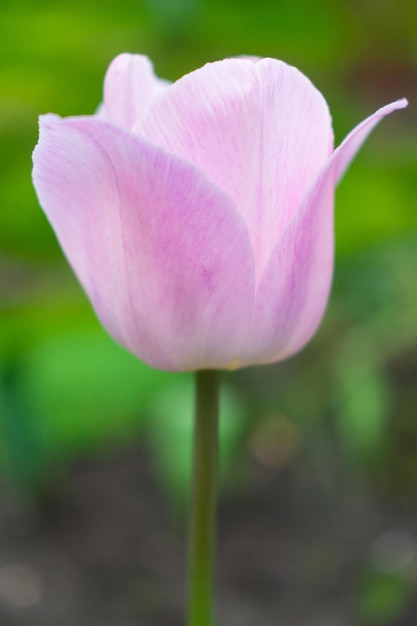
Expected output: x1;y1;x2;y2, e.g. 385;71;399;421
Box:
136;58;333;285
103;53;169;130
32;115;255;371
238;99;407;366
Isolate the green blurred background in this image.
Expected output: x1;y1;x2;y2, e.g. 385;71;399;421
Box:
0;0;416;624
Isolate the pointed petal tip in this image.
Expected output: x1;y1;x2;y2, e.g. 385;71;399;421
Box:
394;97;408;108
378;97;408;115
331;96;409;184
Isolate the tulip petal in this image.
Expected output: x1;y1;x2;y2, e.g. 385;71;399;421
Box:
239;98;407;366
33;115;255;371
103;53;169;130
137;58;333;284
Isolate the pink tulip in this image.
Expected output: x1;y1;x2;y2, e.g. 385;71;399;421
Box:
32;54;407;371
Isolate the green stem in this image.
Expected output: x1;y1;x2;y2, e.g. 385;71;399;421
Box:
188;370;220;626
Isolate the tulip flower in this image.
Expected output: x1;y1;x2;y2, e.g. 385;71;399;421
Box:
32;53;406;373
32;53;407;626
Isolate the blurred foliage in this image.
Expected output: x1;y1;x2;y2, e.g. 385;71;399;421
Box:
0;0;416;620
356;568;413;625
